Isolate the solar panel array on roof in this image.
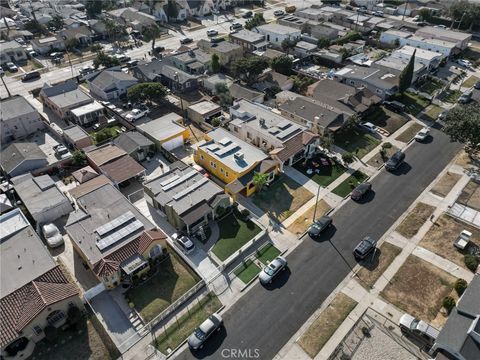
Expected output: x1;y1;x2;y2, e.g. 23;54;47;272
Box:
278;121;291;130
277;125;300;140
218;137;232;146
159;174;180;187
96;219;144;251
172;177;209;201
162;170;197;191
95;211;135;237
206;144;220;152
268;128;280;135
215;143;239;157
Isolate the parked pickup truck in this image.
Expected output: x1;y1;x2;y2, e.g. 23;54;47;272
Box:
125;108;150;122
454;230;472;250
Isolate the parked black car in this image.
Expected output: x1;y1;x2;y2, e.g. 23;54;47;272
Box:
385;150;405;171
21;71;41;82
353;236;377;260
351;183;372;201
307;216;332;239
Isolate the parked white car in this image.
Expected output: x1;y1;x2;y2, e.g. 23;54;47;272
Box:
360;122;378;134
457;59;472;68
414;127;430;142
172;233;195;255
42;223;64;248
125;108;149;122
399;313;439;345
206;29;218;36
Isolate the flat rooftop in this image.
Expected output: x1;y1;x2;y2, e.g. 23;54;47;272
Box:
231;29;265;43
188;101;221;115
63;124;90;141
0;209;56;296
257;23;301;35
71;101;104;117
0;95;38;121
195;128;268;174
137;113;186;141
48;88;92;110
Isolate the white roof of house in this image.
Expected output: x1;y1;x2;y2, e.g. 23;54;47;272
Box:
71;101;104;117
137;113;186;141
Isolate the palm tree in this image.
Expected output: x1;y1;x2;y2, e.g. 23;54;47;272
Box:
142;24;161;51
253;172;269;191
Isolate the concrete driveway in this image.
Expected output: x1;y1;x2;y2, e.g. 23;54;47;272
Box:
90;291;140;353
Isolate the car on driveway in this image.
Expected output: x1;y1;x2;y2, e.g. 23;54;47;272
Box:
458;90;472;104
259;256;287;284
173;233;195;254
307;216;332;239
385;150;405;171
207;29;218;36
230;22;242;30
360;122;377;134
42;223;64;248
353;236;377;260
351;182;372;201
126;108;149;122
457;59;472;68
188;313;223;350
180;37;193;44
274;10;285;17
399;313;439;345
6;62;17;72
414;127;430;142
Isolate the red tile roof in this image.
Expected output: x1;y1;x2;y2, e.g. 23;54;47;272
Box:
0;266;79;347
93;229;167;278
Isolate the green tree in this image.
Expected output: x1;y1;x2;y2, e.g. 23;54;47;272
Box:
215;83;233;109
398;49;415;93
443;296;456;314
320;133;334;150
342;152;355;165
233;57;269;84
85;0;102;18
48;14;64;30
291;74;315;94
24;20;46;34
93;51;120;69
418;8;432;22
142;24;162;51
253;172;269;191
271;55;293;76
454;279;468;296
448;0;480;30
281;37;298;55
44;325;58;342
103;19;127;42
211;54;221;74
127;82;167;104
65;38;79;51
244;13;265;30
317;37;331;49
72;150;87;166
166;0;179;21
443;103;480;158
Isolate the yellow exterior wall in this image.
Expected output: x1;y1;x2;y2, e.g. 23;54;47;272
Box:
160;128;190;144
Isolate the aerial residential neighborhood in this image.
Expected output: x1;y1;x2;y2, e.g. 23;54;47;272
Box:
1;1;480;360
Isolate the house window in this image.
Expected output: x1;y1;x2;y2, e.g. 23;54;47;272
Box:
247;132;252;139
200;155;204;160
46;310;65;326
349;80;355;85
225;171;229;177
33;325;43;336
210;161;214;167
213;163;217;168
220;168;224;173
233;126;239;132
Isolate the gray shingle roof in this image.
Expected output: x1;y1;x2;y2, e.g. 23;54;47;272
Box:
89;69;137;90
0;143;47;175
114;131;154;155
0;96;38;122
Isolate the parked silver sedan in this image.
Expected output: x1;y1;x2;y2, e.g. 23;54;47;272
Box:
259;256;287;284
188;313;223;350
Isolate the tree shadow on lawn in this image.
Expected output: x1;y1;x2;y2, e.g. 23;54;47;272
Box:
358;248;382;272
253;178;296;221
126;254;197;322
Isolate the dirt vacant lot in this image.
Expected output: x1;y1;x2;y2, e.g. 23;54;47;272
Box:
381;255;456;322
458;180;480;211
287;200;331;236
298;293;357;358
396;202;436;239
419;214;480;269
357;242;402;289
431;172;462;198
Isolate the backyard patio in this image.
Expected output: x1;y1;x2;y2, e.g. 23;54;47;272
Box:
293;154;346;187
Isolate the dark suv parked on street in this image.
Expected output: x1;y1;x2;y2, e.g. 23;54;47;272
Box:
385;150;405;171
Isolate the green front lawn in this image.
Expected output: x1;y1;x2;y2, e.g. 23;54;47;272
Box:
443;90;462;104
332;171;368;197
91;126;121;144
395;123;424;143
234;259;261;284
253;176;314;222
155;293;222;355
418;78;444;95
365;106;408;134
293;159;346;187
256;243;281;265
421;105;444;122
126;252;200;322
392;92;430;115
334;128;381;159
212;212;262;261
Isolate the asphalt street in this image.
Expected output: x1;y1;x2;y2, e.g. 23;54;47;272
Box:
177;127;461;360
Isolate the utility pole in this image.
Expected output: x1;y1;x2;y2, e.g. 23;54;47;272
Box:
402;0;409;22
312;182;321;222
174;72;186;125
0;73;11;98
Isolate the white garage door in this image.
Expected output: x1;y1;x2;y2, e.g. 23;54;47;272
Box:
161;135;183;151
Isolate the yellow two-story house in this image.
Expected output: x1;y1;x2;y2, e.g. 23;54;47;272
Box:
193;128;279;199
